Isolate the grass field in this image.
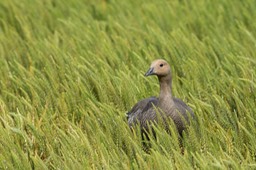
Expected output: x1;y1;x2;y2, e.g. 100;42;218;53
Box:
0;0;256;169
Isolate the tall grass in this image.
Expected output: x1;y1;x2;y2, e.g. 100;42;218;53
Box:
0;0;256;169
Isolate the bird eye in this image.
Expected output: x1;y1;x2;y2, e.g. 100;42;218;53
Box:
160;63;164;67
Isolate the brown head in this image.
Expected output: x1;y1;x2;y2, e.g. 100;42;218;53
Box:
144;59;171;77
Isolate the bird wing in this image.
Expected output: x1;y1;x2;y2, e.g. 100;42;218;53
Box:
173;97;195;120
127;97;158;127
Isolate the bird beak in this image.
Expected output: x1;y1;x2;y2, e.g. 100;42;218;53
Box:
144;67;154;76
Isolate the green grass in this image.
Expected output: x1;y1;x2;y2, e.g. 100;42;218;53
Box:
0;0;256;169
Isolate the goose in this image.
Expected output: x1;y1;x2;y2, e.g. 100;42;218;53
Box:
127;59;195;139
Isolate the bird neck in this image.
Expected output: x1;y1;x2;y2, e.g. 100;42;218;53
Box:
158;74;173;103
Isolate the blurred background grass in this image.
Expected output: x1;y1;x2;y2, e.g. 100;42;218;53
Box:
0;0;256;169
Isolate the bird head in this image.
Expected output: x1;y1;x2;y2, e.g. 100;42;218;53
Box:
144;59;171;77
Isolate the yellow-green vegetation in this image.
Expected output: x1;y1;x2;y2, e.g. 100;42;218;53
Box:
0;0;256;169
